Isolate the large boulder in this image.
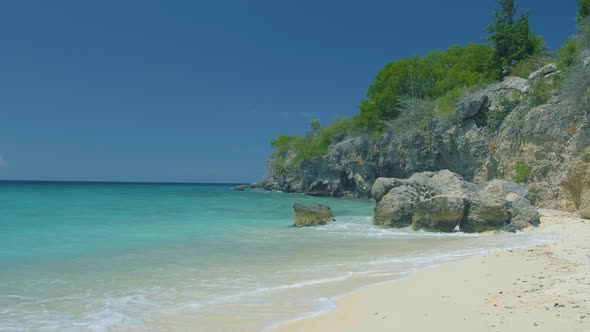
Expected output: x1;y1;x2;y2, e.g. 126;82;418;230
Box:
581;187;590;219
480;180;540;231
419;170;474;196
374;186;420;228
460;196;511;233
372;170;539;233
412;195;466;232
371;177;405;202
292;203;336;227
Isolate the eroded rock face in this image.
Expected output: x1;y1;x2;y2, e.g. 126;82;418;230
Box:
371;178;405;202
261;63;590;219
263;77;530;200
373;186;420;228
412;195;466;232
373;170;539;233
292;203;336;227
461;196;510;233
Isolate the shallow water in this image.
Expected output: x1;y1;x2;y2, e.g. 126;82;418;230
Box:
0;182;553;331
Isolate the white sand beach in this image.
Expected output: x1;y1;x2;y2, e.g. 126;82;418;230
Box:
277;209;590;332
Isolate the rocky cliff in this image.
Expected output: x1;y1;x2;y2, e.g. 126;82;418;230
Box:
256;62;590;214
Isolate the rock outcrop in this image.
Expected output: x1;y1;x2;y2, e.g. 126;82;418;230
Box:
528;63;558;81
263;76;530;198
373;170;539;233
412;195;466;232
260;62;590;217
232;185;251;191
292;203;336;227
460;196;511;233
373;186;420;228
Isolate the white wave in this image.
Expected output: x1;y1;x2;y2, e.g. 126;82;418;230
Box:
311;217;484;239
0;286;207;332
263;297;337;332
0;228;557;332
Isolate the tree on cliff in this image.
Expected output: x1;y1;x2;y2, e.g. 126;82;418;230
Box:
487;0;544;75
580;0;590;23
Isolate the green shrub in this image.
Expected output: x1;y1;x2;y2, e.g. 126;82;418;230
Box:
434;87;468;118
386;99;436;136
359;44;496;133
272;159;288;176
308;119;321;137
488;96;521;131
510;57;551;78
528;78;555;107
271;135;306;156
560;18;590;112
270;118;357;168
512;161;531;183
353;101;389;134
579;0;590;24
579;17;590;50
557;39;579;70
320;118;354;142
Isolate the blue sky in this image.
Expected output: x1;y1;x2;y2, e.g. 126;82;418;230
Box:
0;0;579;183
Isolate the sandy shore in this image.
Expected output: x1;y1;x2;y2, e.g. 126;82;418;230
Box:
276;209;590;332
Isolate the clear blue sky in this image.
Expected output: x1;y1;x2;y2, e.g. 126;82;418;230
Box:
0;0;579;183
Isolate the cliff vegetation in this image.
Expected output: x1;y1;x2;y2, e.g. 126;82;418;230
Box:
261;0;590;215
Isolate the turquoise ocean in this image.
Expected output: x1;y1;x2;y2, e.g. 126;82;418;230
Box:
0;182;554;331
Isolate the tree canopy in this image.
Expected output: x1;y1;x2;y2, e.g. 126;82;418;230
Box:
487;0;545;73
354;44;495;132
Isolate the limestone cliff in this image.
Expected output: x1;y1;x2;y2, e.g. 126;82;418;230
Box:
257;63;590;214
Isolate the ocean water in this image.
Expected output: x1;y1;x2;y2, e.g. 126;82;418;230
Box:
0;181;554;331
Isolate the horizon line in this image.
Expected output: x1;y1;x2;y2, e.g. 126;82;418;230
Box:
0;179;250;186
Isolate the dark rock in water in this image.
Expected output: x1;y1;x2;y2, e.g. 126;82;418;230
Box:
292;203;336;227
372;170;539;233
412;195;466;233
233;185;250;191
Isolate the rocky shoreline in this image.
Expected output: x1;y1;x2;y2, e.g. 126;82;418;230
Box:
240;169;542;233
251;61;590;220
372;170;539;233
